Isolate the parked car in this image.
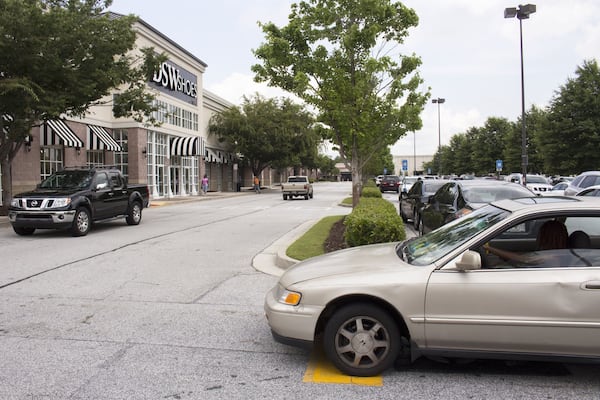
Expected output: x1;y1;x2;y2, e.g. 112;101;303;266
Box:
401;176;419;193
564;171;600;196
576;185;600;197
264;196;600;376
399;179;448;229
419;180;535;234
374;175;383;186
507;174;552;195
549;181;570;196
379;175;401;193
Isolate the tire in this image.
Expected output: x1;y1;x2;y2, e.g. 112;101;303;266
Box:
413;211;419;230
418;218;425;236
324;304;401;377
309;191;314;199
399;202;408;222
305;194;309;200
13;226;35;236
126;201;143;225
71;207;91;237
283;194;288;200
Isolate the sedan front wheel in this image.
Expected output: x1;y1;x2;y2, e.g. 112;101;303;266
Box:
324;304;400;377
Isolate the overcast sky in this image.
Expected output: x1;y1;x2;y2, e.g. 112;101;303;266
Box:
108;0;600;156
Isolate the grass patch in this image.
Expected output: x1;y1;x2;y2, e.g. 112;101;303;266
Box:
341;197;353;205
286;215;345;261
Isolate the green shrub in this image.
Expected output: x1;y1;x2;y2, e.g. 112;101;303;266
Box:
361;187;382;198
364;180;377;188
344;197;406;247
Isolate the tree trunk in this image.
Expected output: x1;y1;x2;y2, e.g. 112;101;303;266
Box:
0;158;12;216
351;157;362;208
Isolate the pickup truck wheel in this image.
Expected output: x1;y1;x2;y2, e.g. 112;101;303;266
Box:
13;226;35;236
126;201;143;225
71;207;91;237
324;304;401;377
304;194;309;200
283;194;288;200
309;192;314;199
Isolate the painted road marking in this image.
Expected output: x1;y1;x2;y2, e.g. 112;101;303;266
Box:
302;351;383;386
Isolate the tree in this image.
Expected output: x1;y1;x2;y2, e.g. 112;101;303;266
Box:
208;94;318;178
538;59;600;175
252;0;428;206
0;0;164;213
362;146;394;180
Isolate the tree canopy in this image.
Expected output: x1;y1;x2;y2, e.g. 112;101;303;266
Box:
208;94;319;177
0;0;164;211
252;0;429;205
424;60;600;178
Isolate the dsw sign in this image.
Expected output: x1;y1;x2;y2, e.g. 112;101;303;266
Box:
151;61;198;104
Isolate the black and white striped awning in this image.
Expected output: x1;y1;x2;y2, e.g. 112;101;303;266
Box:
87;125;121;151
204;148;223;163
42;120;84;148
170;136;202;156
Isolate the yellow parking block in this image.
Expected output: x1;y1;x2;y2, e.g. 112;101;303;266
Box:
302;351;382;386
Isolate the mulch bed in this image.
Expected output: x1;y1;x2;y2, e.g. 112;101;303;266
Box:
324;217;347;253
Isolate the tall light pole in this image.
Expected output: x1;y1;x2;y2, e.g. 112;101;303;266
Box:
504;4;536;186
432;97;445;175
413;131;417;175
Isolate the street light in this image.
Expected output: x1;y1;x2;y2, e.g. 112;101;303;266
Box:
504;4;536;186
432;97;445;175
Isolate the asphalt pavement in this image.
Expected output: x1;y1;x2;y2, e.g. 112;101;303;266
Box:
0;187;417;277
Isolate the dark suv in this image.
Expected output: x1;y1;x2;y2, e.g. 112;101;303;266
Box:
379;175;401;193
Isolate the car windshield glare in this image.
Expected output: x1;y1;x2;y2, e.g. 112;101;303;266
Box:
463;186;532;203
39;171;93;190
401;205;509;266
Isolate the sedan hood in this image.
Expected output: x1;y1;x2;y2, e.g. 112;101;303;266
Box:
280;242;409;287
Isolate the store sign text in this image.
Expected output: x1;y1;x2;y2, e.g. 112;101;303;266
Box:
151;61;198;104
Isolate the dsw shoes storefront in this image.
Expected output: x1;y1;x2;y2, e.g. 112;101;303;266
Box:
3;13;236;205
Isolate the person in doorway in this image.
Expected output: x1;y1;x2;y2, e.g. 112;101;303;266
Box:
201;174;209;195
253;176;260;193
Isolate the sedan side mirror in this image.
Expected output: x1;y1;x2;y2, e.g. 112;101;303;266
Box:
455;250;482;271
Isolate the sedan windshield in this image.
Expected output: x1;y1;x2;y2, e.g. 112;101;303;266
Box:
400;205;509;266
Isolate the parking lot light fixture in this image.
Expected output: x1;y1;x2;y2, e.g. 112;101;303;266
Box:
504;4;536;186
432;98;445;175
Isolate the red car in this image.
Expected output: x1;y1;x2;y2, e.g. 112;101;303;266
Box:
379;175;401;193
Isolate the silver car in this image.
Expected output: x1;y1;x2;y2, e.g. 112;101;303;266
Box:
265;196;600;376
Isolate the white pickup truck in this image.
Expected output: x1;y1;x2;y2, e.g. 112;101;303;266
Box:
281;176;313;200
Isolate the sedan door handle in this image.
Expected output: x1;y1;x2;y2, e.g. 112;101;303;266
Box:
583;281;600;290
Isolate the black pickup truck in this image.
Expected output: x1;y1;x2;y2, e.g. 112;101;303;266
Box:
8;166;150;236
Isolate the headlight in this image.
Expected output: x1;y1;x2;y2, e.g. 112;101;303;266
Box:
49;198;71;208
10;198;21;207
276;285;302;306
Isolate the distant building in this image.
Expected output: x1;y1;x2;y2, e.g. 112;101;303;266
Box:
393;155;434;176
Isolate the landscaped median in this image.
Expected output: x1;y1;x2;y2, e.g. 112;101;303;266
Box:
286;186;406;262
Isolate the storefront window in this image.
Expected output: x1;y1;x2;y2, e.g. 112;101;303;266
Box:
40;147;63;180
147;130;168;198
113;129;129;178
87;150;105;167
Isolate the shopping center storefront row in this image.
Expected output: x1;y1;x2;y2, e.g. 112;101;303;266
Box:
3;13;251;204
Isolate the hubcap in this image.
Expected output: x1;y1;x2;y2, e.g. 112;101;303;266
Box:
77;211;89;232
335;316;390;368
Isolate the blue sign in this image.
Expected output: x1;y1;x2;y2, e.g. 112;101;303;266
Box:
383;168;387;175
496;159;503;172
402;159;408;171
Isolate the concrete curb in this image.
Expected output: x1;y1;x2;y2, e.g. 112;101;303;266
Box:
252;220;314;277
